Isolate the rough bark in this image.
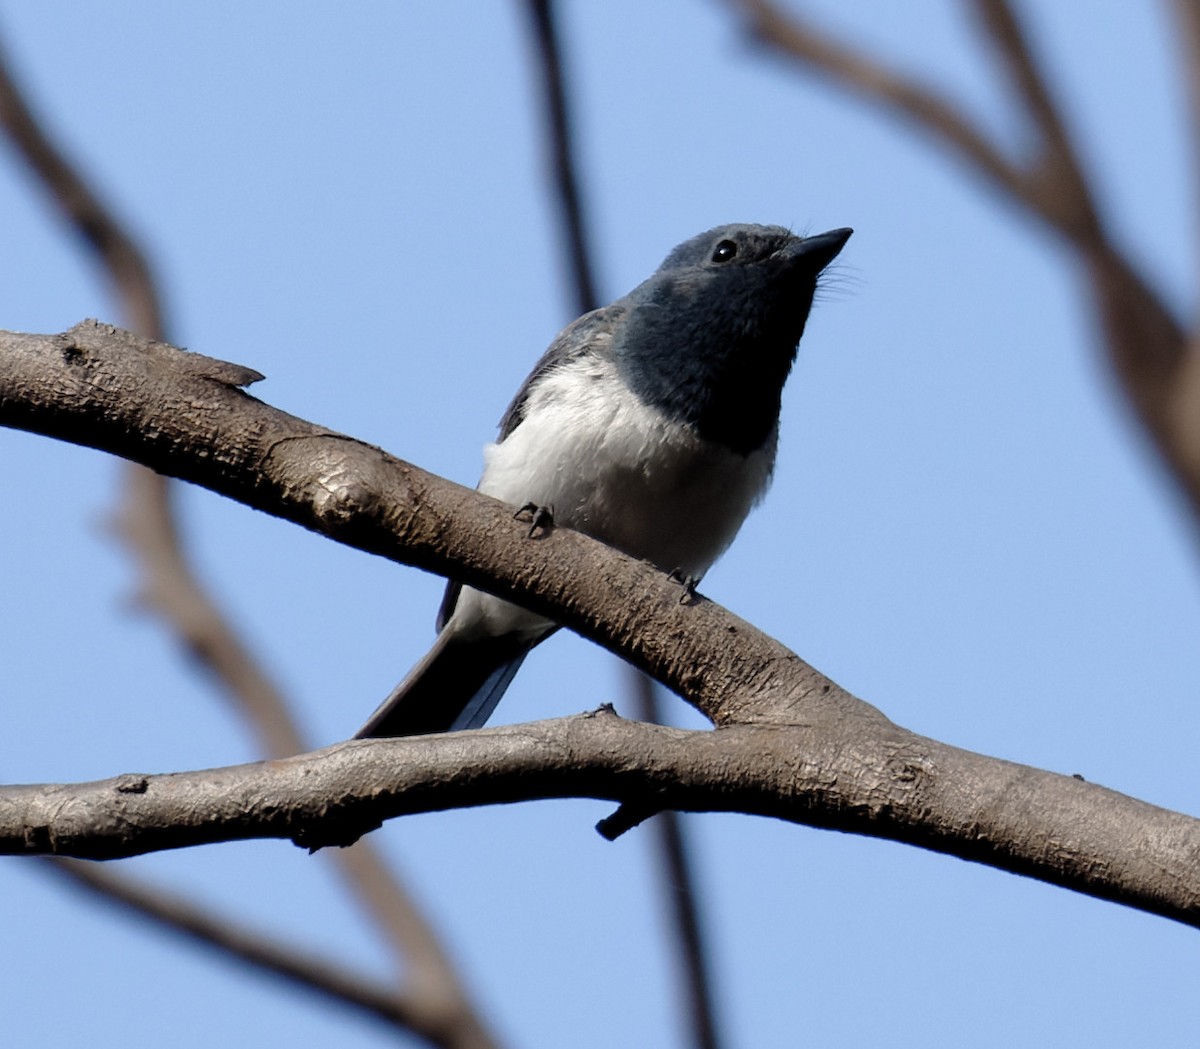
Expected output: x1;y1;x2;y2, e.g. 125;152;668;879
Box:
3;321;1200;931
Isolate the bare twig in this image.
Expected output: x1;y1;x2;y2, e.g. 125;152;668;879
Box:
112;473;306;755
47;857;497;1049
1165;0;1200;479
112;414;483;1024
111;470;480;1016
113;434;492;1036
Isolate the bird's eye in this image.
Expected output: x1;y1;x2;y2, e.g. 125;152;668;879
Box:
711;239;738;263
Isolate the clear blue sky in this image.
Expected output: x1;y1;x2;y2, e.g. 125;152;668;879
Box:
3;2;1199;1046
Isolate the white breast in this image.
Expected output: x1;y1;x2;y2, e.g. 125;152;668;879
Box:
449;358;776;641
479;358;776;576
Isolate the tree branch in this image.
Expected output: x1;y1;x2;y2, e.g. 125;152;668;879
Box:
112;473;308;755
3;321;505;1045
726;0;1200;527
630;673;722;1049
0;40;163;337
730;0;1028;199
0;43;498;1043
1171;0;1200;280
4;321;1200;926
42;859;477;1043
0;321;855;730
520;4;720;1040
967;0;1102;239
522;0;600;315
111;465;485;1025
1166;0;1200;481
6;713;1200;930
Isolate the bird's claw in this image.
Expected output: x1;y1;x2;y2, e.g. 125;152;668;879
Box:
667;569;700;605
514;502;555;538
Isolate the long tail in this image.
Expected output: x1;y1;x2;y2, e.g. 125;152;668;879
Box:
355;630;536;738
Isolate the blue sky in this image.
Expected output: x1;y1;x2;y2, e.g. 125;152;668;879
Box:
3;2;1200;1046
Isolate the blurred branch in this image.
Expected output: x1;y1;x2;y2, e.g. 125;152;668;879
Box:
728;0;1027;199
0;38;163;338
5;323;1200;928
523;0;600;314
112;477;489;1036
727;0;1200;527
521;4;720;1043
0;41;498;1049
630;673;722;1049
1170;0;1200;469
44;859;470;1042
1172;0;1200;264
115;474;486;1012
112;475;306;756
969;0;1101;239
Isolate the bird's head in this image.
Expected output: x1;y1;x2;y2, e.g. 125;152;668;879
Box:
616;224;852;454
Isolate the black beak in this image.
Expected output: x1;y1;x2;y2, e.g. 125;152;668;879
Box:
787;227;853;273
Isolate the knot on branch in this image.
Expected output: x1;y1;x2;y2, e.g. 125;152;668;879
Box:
263;437;398;535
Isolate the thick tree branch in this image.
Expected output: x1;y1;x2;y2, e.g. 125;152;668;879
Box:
4;322;1200;926
0;322;855;730
5;714;1200;930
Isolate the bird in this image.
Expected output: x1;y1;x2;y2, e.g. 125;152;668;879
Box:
356;222;852;738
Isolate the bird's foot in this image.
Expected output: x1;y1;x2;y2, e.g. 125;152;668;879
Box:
667;568;700;605
514;502;555;538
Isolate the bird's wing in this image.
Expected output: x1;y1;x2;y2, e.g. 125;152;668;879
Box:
496;301;627;440
432;303;628;632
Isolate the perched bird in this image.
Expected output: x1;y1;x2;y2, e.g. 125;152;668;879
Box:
357;223;851;738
